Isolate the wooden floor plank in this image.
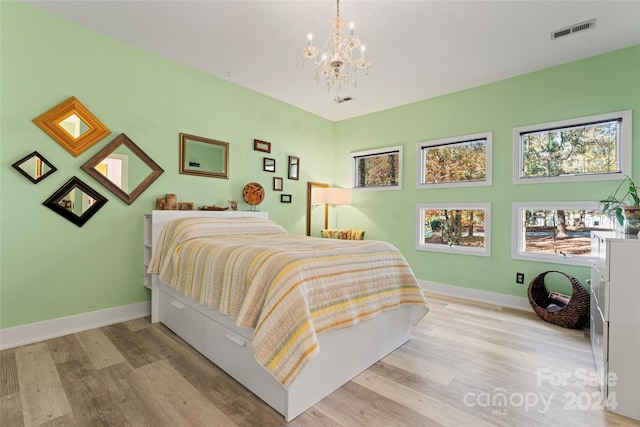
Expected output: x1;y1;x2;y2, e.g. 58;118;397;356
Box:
14;343;71;426
133;359;238;426
76;328;126;370
1;350;19;397
0;393;25;426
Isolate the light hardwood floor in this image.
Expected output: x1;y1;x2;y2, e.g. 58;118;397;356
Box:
1;293;638;427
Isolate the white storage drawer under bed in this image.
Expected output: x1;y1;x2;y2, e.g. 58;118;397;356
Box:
159;290;204;352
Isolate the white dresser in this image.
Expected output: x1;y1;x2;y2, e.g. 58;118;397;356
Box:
590;231;640;421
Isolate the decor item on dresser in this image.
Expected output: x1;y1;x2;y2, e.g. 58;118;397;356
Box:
146;211;428;421
273;177;283;191
527;270;589;329
178;202;194;211
156;194;178;210
43;176;108;227
598;175;640;233
11;151;57;184
301;0;371;99
228;200;238;211
33;96;110;157
590;231;640;421
263;157;276;173
253;139;271;153
288;155;300;180
198;205;228;211
81;133;164;205
242;182;265;209
179;133;229;179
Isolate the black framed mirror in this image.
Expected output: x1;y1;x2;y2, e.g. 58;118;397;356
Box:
179;133;229;179
81;133;164;205
273;176;283;191
11;151;57;184
43;176;108;227
288;155;300;180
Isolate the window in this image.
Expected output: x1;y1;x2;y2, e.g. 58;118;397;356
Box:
351;145;402;191
415;203;491;256
512;202;615;266
513;110;632;184
417;132;492;188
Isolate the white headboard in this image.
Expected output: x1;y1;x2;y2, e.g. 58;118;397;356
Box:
150;210;269;253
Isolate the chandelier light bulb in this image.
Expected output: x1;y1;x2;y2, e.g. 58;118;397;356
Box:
301;0;371;96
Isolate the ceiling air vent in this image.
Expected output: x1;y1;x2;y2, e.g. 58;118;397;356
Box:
334;96;353;104
551;19;596;40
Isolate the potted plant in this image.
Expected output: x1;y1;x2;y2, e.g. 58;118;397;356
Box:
599;175;640;232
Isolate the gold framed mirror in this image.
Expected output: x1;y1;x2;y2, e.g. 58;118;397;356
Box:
81;133;164;205
33;97;110;157
11;151;57;184
43;176;108;227
307;182;329;236
179;133;229;179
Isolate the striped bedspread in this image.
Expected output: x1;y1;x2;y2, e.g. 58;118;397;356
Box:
148;217;429;387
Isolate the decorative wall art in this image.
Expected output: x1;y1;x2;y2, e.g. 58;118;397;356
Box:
179;133;229;179
11;151;57;184
43;176;108;227
81;133;164;205
33;96;110;157
253;139;271;153
263;157;276;173
288;156;300;180
281;194;292;203
273;177;283;191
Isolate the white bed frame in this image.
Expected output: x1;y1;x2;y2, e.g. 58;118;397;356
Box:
149;210;417;421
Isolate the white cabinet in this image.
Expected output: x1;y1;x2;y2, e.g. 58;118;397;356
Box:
590;231;640;421
143;214;152;289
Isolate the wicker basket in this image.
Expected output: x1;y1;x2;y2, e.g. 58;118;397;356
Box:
527;270;589;329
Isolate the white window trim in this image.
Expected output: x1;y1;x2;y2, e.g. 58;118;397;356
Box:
351;145;403;192
513;110;632;185
511;201;605;267
416;131;492;189
415;202;491;257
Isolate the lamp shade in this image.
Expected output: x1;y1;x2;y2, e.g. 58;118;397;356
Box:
323;188;352;205
311;187;328;205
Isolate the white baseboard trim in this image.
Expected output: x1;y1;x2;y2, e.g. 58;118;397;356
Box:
419;280;531;312
0;301;151;350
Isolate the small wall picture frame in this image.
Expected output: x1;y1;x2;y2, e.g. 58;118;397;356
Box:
273;177;283;191
288;155;300;180
263;157;276;173
280;194;292;203
178;202;194;211
254;139;271;153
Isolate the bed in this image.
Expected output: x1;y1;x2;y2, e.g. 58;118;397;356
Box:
147;210;429;421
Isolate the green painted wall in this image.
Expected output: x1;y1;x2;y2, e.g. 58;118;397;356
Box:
0;2;335;328
1;2;638;330
333;45;640;297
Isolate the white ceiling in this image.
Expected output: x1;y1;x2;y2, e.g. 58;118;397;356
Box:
24;0;640;122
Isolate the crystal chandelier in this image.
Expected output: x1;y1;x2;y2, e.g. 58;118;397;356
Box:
301;0;371;98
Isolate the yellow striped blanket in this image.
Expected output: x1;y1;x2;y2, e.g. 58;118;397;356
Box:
148;217;429;387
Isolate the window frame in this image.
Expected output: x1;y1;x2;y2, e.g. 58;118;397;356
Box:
511;201;613;267
416;131;492;189
351;145;403;191
415;202;491;257
513;110;632;184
